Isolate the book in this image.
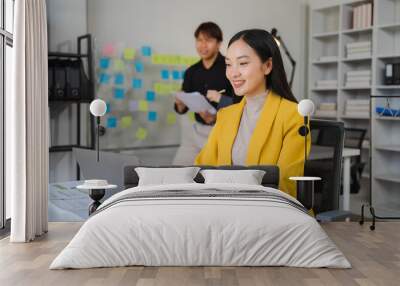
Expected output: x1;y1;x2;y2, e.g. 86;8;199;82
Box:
346;41;371;48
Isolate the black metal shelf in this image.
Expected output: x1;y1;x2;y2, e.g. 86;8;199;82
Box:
48;34;96;179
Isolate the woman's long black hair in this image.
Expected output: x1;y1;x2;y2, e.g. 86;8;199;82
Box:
228;29;297;103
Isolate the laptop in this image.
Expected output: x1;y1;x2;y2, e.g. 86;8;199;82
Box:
73;148;141;190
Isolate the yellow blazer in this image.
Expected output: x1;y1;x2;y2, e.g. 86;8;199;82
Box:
195;91;310;198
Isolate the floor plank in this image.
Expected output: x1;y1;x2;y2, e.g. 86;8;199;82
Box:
0;222;399;286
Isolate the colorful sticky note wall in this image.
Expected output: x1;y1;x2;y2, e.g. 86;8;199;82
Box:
102;44;115;57
114;88;125;99
107;117;117;128
120;116;133;128
141;46;152;57
129;100;138;111
136;127;148;140
138;100;148;111
114;59;125;71
134;61;144;73
161;69;170;80
167;112;176;125
148;111;158;122
114;74;124;85
123;48;136;60
146;91;156;102
100;58;110;69
132;78;142;89
99;73;110;84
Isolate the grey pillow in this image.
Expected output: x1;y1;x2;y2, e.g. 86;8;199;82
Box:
200;169;266;185
135;167;200;186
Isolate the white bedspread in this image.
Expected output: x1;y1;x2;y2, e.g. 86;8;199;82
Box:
50;183;351;269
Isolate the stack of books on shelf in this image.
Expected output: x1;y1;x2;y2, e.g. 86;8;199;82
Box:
315;79;337;89
345;70;371;88
318;55;338;62
315;102;337;117
344;99;370;117
346;41;371;59
352;3;373;29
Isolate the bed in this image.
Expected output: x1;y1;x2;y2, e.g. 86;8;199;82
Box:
50;165;350;269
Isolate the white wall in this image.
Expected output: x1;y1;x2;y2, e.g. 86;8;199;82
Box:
88;0;309;100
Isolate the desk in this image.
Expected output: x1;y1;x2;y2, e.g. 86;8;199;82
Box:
309;146;360;211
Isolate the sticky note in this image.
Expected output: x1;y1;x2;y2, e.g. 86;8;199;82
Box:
136;127;148;140
114;73;124;85
138;100;148;112
141;46;152;57
146;91;156;102
188;112;195;122
114;59;125;71
102;44;115;57
100;58;110;69
170;55;181;65
106;103;111;113
107;117;117;128
123;48;136;60
129;100;138;111
167;112;176;125
151;54;161;65
148;111;158;122
181;56;199;66
134;61;144;73
172;70;181;80
120;116;133;128
170;83;181;93
161;69;170;80
132;78;142;89
154;83;166;94
99;73;110;84
114;88;125;99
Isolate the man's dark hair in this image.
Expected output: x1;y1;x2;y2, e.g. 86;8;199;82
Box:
194;22;223;42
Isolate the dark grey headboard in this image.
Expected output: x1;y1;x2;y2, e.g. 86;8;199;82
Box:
123;165;279;189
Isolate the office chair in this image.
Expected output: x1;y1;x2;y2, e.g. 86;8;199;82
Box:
344;128;367;194
305;120;345;214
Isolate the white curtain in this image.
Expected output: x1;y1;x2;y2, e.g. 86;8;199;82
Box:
7;0;49;242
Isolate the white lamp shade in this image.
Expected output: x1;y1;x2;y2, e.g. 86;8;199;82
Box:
90;99;107;117
298;99;315;117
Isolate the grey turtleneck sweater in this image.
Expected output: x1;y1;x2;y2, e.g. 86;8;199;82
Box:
232;92;268;165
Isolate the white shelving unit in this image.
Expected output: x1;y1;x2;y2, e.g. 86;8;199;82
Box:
309;0;400;216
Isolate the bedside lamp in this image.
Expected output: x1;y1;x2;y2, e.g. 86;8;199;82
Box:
90;99;107;162
298;99;315;165
290;99;321;210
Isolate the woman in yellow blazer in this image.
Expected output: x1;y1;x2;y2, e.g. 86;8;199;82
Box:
195;29;310;198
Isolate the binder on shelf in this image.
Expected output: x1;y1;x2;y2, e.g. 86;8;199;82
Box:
385;64;394;85
395;63;400;85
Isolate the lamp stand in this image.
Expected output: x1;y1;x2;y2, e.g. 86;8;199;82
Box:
96;116;100;162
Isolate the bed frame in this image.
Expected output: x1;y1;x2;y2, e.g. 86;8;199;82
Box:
123;165;279;189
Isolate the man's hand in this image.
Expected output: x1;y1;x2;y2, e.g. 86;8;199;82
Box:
175;98;187;113
206;90;222;103
198;111;216;124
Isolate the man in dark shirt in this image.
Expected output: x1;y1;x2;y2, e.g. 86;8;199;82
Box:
173;22;236;165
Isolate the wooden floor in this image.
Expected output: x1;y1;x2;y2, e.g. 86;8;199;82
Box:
0;222;399;286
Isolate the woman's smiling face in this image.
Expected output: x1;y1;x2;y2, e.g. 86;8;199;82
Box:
225;39;272;97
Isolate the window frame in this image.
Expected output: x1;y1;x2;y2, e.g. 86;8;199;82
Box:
1;0;14;230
